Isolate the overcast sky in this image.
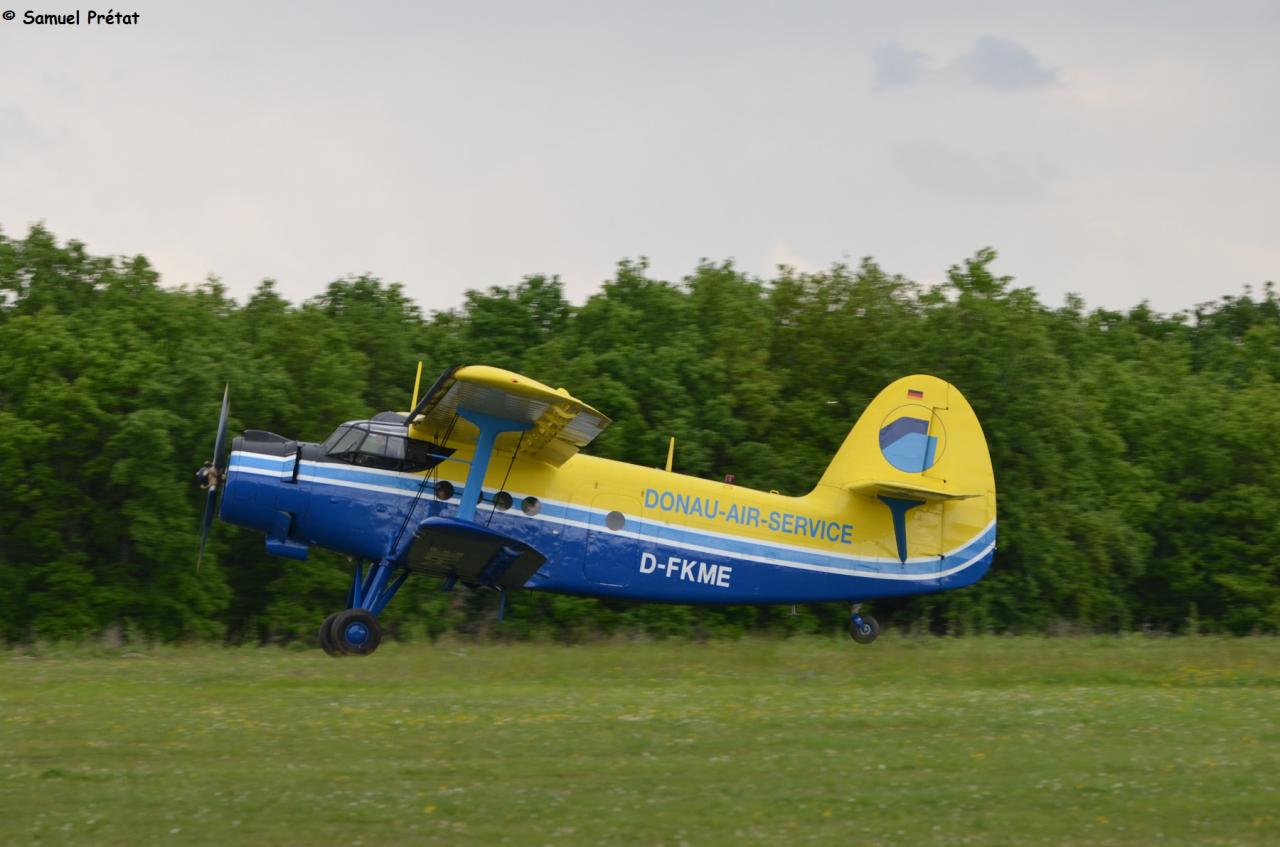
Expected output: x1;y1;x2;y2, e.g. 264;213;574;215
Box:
2;1;1277;314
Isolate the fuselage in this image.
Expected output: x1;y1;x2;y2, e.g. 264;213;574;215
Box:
221;431;996;606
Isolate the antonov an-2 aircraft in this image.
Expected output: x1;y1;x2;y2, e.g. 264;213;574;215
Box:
197;365;996;656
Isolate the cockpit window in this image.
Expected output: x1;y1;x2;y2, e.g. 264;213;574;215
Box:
361;431;389;457
321;421;452;472
326;426;365;456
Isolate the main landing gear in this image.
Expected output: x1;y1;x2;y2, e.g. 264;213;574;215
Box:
318;559;407;658
320;609;382;657
848;603;880;644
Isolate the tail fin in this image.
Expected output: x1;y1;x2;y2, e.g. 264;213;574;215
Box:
817;375;996;566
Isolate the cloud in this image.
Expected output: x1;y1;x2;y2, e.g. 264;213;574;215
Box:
873;42;932;89
955;36;1057;89
873;36;1057;91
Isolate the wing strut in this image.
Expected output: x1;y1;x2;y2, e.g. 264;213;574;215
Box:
455;408;533;523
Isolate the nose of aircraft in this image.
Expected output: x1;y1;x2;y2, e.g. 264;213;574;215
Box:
217;429;305;537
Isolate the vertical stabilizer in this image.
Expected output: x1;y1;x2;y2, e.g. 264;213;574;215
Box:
817;375;996;567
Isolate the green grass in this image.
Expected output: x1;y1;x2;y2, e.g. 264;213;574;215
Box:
1;637;1277;846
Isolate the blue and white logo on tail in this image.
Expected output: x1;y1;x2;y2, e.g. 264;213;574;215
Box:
879;405;945;473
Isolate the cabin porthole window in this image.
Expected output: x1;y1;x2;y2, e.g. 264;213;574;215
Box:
605;510;626;531
522;496;541;516
435;480;454;500
493;491;513;511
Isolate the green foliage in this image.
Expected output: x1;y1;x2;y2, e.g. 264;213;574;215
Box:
1;224;1278;642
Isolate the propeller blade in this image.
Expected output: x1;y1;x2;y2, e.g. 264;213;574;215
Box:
197;487;217;571
212;384;230;473
197;385;230;571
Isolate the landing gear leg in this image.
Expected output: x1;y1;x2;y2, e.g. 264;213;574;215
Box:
319;559;408;658
848;602;880;645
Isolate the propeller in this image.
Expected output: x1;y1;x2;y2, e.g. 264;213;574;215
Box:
196;385;230;571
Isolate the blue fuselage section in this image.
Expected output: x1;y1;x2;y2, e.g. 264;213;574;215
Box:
221;450;995;605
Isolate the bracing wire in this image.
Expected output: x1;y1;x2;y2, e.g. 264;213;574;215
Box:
389;413;460;557
486;431;525;527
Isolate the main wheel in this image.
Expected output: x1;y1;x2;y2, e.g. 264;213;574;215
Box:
849;614;880;644
318;612;342;657
330;609;382;656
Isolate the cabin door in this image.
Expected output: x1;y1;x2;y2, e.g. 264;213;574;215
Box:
579;490;643;588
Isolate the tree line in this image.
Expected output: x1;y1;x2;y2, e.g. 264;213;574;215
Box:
1;224;1277;643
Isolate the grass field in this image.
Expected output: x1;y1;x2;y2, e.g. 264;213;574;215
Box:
1;637;1277;846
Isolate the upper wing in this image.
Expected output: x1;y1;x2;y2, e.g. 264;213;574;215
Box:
406;365;611;466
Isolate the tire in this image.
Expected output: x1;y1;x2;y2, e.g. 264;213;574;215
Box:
330;608;382;656
849;614;880;644
318;612;342;657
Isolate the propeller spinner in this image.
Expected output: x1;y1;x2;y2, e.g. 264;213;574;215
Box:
196;385;230;570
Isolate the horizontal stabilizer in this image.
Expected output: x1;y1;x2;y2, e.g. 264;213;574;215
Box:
404;516;546;590
846;478;982;503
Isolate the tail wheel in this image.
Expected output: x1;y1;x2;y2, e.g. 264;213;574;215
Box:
318;612;342;657
849;614;880;644
330;609;382;657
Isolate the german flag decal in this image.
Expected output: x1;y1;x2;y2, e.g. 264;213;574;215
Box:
907;389;924;399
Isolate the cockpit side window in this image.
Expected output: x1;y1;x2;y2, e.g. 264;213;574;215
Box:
321;421;453;472
382;435;406;462
360;431;388;457
358;432;403;469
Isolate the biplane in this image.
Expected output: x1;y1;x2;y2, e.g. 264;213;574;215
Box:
197;365;996;656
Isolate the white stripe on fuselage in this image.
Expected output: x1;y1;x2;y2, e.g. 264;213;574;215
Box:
227;451;995;581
